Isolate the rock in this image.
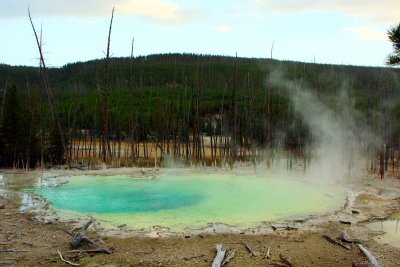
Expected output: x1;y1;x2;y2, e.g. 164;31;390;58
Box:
0;204;5;209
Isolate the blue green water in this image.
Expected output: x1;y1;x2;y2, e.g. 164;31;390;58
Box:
32;171;344;231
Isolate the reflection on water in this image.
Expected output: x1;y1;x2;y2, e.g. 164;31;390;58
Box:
367;219;400;249
0;172;42;212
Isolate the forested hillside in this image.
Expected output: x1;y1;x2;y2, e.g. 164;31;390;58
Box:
0;53;399;168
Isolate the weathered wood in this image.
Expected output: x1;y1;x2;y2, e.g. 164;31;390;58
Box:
65;247;112;255
340;232;361;244
221;249;235;266
70;220;95;249
212;244;226;267
57;250;79;266
279;254;293;267
0;242;13;245
323;235;351;250
241;241;258;257
272;225;299;231
266;246;271;259
358;244;380;267
0;249;28;253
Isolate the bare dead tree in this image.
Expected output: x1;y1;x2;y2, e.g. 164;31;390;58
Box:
28;7;69;167
102;7;115;163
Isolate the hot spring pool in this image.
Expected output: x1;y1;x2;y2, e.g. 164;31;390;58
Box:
30;171;345;231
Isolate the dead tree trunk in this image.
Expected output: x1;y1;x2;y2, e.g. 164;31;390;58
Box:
101;7;114;163
28;8;69;167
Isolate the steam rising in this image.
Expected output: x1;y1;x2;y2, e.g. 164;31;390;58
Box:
268;70;379;182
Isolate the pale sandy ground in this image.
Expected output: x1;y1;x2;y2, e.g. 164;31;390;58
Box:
0;166;400;266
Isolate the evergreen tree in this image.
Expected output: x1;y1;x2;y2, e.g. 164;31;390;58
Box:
46;123;67;165
387;23;400;66
0;85;27;167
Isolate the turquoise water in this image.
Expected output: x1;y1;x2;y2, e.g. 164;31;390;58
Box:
32;171;344;231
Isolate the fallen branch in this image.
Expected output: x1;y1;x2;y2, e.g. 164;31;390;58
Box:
57;250;79;266
358;244;380;267
221;249;235;266
279;253;293;267
57;227;74;237
70;220;95;249
212;244;226;267
0;242;13;245
272;225;299;231
241;241;258;257
0;249;28;253
323;235;351;250
339;232;361;244
266;246;271;259
183;254;206;261
65;247;112;255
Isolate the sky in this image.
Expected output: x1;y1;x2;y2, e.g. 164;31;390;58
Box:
0;0;398;67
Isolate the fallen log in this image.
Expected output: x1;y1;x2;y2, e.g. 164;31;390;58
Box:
340;232;361;244
221;249;235;266
0;249;28;253
323;235;351;250
279;253;293;267
358;244;380;267
241;241;258;257
57;250;79;266
212;244;226;267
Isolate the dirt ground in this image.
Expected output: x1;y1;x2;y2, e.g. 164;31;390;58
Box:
1;169;400;266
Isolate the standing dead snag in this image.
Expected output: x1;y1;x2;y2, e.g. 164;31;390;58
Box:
102;7;114;163
28;7;68;167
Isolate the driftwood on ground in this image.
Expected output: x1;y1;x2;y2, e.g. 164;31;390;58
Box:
279;253;294;267
340;232;361;244
265;246;271;259
221;249;235;266
241;241;258;257
323;235;351;250
358;244;381;267
272;225;299;231
212;244;226;267
0;249;28;253
57;250;79;266
70;220;96;249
